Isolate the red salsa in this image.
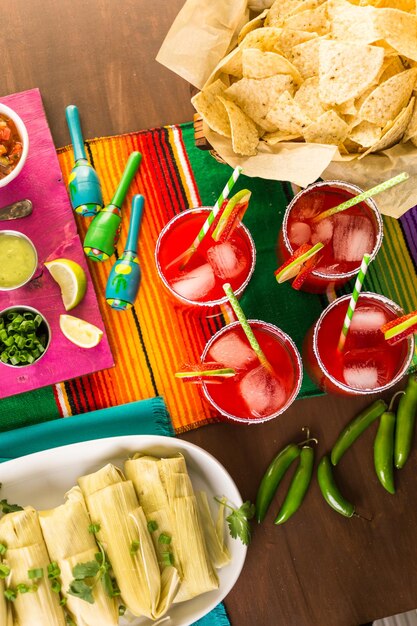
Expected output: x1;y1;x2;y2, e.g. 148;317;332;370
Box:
0;114;23;179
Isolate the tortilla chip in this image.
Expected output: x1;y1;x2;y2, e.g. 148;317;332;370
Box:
374;9;417;62
336;99;357;116
343;137;363;154
264;0;324;27
318;40;384;105
359;96;415;157
348;121;383;147
290;36;326;79
327;0;380;43
191;79;231;138
377;56;405;83
303;109;349;144
366;0;415;9
402;98;417;143
266;90;312;133
358;68;417;125
225;74;296;131
294;76;328;120
283;3;330;35
217;97;259;156
238;10;269;44
239;27;283;53
275;29;318;57
262;130;301;145
215;47;243;78
242;48;302;83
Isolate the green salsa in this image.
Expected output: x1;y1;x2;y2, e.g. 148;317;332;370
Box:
0;233;37;289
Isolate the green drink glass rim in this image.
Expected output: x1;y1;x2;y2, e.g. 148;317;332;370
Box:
312;292;415;395
200;319;303;424
282;180;384;281
155;207;256;308
0;230;38;291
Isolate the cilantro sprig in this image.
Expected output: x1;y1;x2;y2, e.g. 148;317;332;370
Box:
215;497;255;546
0;484;23;516
68;538;119;604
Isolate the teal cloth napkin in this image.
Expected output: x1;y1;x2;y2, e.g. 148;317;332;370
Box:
0;395;231;626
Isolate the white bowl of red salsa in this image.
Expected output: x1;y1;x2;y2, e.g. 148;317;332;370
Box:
0;103;29;188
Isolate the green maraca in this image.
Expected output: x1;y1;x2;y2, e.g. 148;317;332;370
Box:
83;152;142;261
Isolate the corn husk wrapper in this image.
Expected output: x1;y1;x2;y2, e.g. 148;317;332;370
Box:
39;487;119;626
124;455;182;577
0;576;13;626
159;455;219;603
196;492;231;569
78;464;179;619
0;507;66;626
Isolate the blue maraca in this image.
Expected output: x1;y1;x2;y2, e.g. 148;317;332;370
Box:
105;194;144;310
66;105;103;217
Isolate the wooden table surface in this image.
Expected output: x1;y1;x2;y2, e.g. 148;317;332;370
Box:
2;2;417;625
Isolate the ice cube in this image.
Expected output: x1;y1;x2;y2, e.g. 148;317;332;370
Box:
311;218;333;246
289;222;311;247
206;242;247;280
343;365;379;390
293;193;325;220
332;214;374;262
208;331;257;371
239;365;286;417
172;263;215;301
349;307;388;333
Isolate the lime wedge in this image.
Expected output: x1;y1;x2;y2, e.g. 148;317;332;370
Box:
275;242;324;284
59;314;103;348
45;258;87;311
382;310;417;344
212;189;251;242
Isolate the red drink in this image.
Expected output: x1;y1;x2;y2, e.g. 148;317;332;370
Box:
201;320;302;423
278;181;383;293
303;293;414;395
155;208;255;307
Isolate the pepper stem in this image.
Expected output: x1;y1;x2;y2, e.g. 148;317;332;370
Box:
353;512;373;522
298;428;318;447
388;390;405;412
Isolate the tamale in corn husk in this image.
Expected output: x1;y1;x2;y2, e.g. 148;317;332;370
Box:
0;507;66;626
39;487;119;626
78;463;179;619
196;491;231;569
124;455;182;576
159;455;219;602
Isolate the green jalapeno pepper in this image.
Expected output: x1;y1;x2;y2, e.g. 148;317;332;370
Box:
274;445;314;525
395;375;417;469
255;443;300;523
331;399;387;466
317;456;355;518
374;410;396;494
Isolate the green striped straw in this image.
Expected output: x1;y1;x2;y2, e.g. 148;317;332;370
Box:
312;172;409;223
223;283;273;373
179;166;243;269
337;253;371;351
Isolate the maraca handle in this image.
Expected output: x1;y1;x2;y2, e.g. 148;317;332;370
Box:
66;105;87;162
125;195;145;253
111;152;142;208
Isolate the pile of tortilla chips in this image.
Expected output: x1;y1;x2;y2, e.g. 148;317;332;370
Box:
191;0;417;159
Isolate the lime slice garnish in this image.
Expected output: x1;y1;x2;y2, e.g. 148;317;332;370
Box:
382;310;417;344
212;189;251;242
275;242;324;284
45;258;87;311
59;314;103;348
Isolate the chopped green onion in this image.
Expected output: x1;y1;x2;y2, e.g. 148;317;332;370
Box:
130;540;140;554
158;532;172;545
60;596;68;606
0;564;10;579
0;543;7;555
51;579;62;594
47;562;61;579
16;583;30;594
28;567;44;580
88;523;101;534
119;605;127;616
161;551;174;566
4;588;16;601
147;520;158;533
0;309;48;366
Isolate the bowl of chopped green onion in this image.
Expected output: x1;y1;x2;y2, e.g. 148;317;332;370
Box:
0;306;51;367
